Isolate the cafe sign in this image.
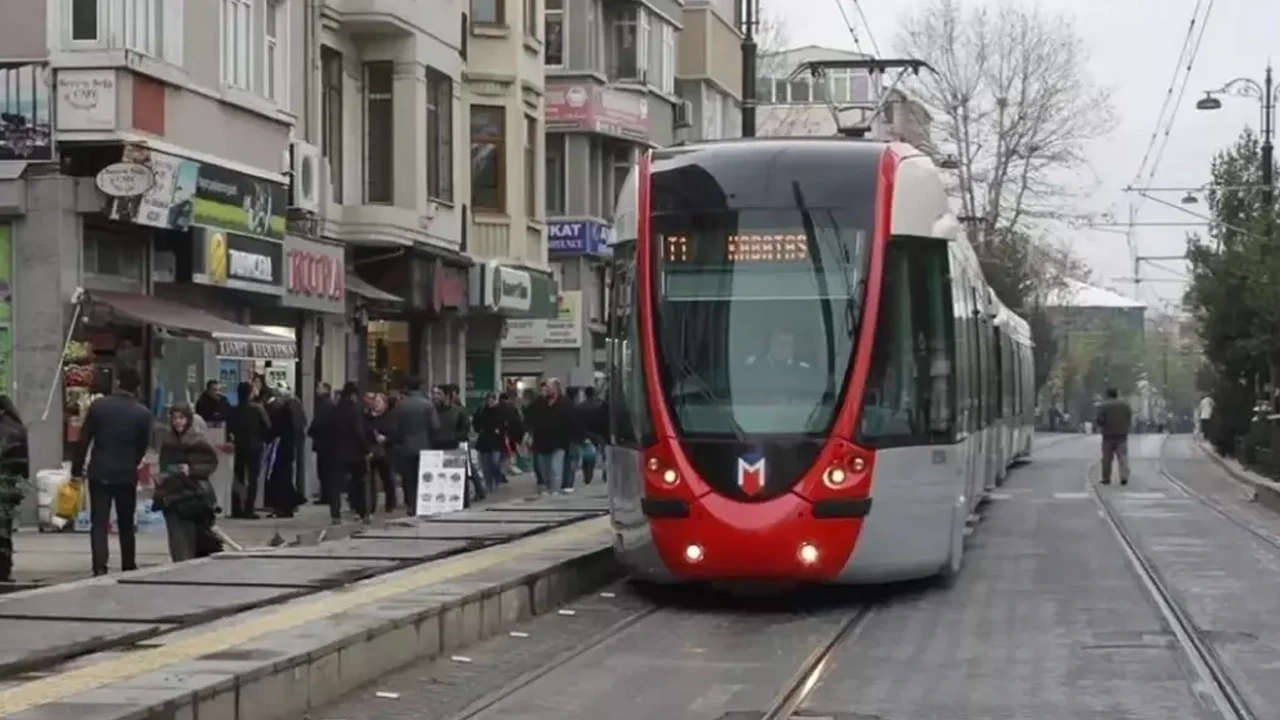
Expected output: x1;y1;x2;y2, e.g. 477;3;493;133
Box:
282;235;345;314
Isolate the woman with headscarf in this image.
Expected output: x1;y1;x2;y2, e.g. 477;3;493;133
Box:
153;402;219;561
0;395;28;582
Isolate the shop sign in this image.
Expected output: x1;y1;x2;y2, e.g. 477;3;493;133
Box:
489;264;532;313
1;63;53;162
501;290;583;349
548;219;611;256
430;261;468;314
106;144;200;230
545;82;651;143
199;228;284;296
282;235;345;314
95;162;154;198
217;338;297;361
55;68;116;131
193;163;288;240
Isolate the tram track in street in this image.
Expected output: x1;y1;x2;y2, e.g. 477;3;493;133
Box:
1091;447;1258;720
756;605;876;720
1156;434;1280;552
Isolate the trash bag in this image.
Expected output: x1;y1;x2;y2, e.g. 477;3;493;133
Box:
54;478;83;520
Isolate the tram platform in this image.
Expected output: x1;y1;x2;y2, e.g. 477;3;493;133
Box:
0;483;617;720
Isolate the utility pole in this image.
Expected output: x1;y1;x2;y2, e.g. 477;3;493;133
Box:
739;0;759;137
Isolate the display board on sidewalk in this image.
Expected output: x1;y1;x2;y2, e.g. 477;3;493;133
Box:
415;448;468;517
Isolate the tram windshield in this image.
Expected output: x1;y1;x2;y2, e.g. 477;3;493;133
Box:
653;207;873;437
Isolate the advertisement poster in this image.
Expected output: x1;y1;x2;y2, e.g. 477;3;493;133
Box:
500;291;583;349
415;449;468;517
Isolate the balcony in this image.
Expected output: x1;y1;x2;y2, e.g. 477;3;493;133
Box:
471;215;547;267
325;0;420;35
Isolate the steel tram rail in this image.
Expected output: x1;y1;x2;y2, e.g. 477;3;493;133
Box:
759;605;876;720
1090;452;1256;720
1156;434;1280;551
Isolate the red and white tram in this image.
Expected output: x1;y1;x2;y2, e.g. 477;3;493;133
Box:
604;138;1035;586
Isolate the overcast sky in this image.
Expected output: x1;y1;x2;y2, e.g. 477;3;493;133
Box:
763;0;1280;315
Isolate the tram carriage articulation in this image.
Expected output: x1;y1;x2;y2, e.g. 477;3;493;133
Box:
604;138;1035;586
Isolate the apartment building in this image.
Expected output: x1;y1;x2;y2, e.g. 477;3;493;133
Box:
460;0;560;404
0;0;354;490
675;0;744;141
502;0;690;387
756;45;932;147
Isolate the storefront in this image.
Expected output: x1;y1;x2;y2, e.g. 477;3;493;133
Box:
500;290;589;389
464;261;558;409
282;234;347;394
350;247;472;390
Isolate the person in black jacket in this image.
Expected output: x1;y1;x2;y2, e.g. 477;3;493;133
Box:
71;368;153;576
227;382;271;519
0;394;28;583
524;379;579;495
472;393;510;492
330;382;372;522
310;382;335;505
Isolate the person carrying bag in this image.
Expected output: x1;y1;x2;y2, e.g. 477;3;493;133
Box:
153;403;221;561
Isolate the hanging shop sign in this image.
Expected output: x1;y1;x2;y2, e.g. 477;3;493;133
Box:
106;145;200;230
216;338;297;361
427;260;469;315
282;235;345;314
192;163;288;240
547;219;611;256
95;162;154;198
196;228;284;296
501;291;583;349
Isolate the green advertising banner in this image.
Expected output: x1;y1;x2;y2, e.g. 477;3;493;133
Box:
0;224;12;393
465;350;496;413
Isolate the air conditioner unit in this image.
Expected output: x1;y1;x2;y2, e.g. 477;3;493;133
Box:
674;100;692;128
289;140;322;214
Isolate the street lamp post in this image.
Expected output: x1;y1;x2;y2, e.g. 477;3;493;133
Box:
1197;65;1277;209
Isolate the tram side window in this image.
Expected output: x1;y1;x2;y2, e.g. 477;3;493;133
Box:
950;256;970;435
607;243;652;446
858;239;955;446
992;328;1004;421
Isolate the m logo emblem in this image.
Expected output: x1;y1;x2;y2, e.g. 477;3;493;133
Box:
737;454;766;496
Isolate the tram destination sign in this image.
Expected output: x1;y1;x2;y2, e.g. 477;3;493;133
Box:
661;234;811;263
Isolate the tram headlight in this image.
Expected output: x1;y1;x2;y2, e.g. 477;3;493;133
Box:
851;457;866;473
646;457;661;471
822;466;848;489
684;544;704;563
661;468;679;486
798;543;820;565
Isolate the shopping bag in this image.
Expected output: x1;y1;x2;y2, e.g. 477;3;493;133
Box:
54;478;83;520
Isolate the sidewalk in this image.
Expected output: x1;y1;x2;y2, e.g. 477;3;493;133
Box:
6;471;541;587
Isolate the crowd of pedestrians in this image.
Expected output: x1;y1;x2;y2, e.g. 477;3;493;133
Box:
58;369;610;578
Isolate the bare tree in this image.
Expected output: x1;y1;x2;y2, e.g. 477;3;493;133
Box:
897;0;1114;239
752;10;821;137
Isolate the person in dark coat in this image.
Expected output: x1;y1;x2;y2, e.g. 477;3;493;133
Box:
263;386;304;517
523;379;580;496
578;386;606;485
194;381;229;425
367;392;398;512
433;385;483;502
310;382;335;505
472;393;510;492
71;368;153;576
0;394;29;583
153;403;219;561
227;382;271;519
329;382;372;522
387;377;439;515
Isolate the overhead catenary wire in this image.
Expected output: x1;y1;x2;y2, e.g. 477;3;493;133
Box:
849;0;881;58
1140;0;1217;190
1129;0;1207;187
831;0;865;55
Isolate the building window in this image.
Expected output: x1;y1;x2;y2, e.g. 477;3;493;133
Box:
545;134;566;216
471;0;501;24
263;0;286;103
659;24;675;94
523;0;536;38
118;0;180;61
524;115;538;219
220;0;252;89
426;69;454;203
363;61;394;204
470;106;505;213
321;46;343;203
608;144;632;219
70;0;99;41
545;0;564;66
608;6;646;82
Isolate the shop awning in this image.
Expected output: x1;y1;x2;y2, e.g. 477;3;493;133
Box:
346;273;403;304
87;290;296;360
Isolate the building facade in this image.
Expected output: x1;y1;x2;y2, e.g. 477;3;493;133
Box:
0;0;345;498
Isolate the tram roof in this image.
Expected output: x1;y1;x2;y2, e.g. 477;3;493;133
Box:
656;136;894;164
